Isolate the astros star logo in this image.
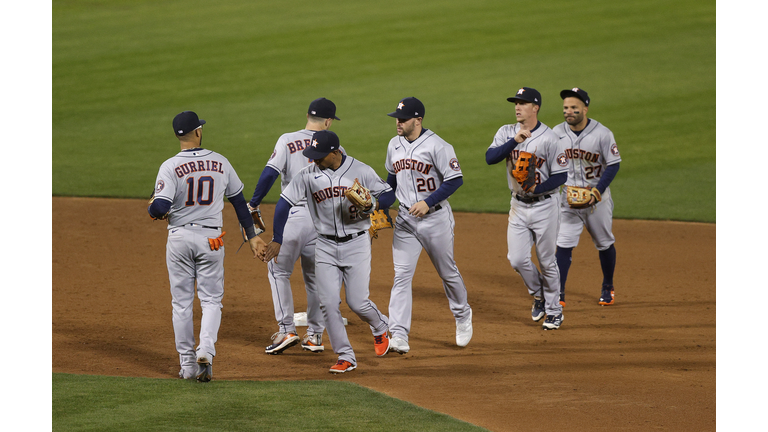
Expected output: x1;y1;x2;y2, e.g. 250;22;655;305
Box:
397;102;405;110
517;88;525;95
572;87;580;92
312;139;319;147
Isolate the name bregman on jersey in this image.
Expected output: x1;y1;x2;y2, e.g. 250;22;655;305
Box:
174;160;225;178
392;158;433;175
312;185;349;203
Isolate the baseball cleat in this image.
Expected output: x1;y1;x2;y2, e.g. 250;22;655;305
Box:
455;308;473;347
389;336;410;354
329;360;356;374
598;287;615;306
559;293;566;307
531;296;545;322
373;331;390;357
301;333;324;353
179;368;196;380
542;313;564;330
266;332;300;354
195;355;213;382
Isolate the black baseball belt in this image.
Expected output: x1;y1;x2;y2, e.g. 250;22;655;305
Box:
184;223;221;230
320;231;367;243
513;193;552;204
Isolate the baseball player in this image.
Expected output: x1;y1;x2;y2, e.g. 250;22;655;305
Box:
148;111;266;382
384;97;473;354
248;98;342;355
553;88;621;306
485;87;569;330
261;130;396;373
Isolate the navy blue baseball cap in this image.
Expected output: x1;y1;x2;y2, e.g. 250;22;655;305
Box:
507;87;542;106
308;98;341;120
387;97;425;119
560;87;590;106
303;130;341;159
173;111;206;136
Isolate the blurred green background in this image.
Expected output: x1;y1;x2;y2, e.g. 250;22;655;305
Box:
53;0;715;222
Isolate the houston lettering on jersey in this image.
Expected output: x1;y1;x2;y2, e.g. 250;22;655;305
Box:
506;150;545;168
312;185;350;203
565;148;600;163
392;158;433;175
287;139;312;154
174;160;225;178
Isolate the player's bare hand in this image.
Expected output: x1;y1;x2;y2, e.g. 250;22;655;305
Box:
408;201;430;218
514;128;531;143
248;236;267;260
262;241;281;263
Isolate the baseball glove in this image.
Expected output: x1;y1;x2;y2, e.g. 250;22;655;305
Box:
345;178;373;212
369;209;393;239
247;203;266;236
566;186;602;209
512;151;537;192
148;192;169;220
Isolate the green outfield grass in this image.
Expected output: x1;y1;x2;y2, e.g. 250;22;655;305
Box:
53;0;715;222
53;374;488;431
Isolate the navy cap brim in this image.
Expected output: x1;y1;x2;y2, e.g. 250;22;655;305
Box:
507;96;538;105
560;90;582;100
302;146;332;160
387;112;421;119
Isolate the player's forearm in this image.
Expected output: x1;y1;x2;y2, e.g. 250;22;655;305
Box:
424;177;462;207
249;166;280;207
532;172;567;195
229;193;258;239
376;189;396;209
595;162;620;194
486;138;519;165
271;198;291;244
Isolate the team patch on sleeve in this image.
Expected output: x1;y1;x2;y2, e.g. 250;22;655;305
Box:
449;158;461;171
557;153;568;167
269;150;277;160
155;180;165;194
610;143;620;156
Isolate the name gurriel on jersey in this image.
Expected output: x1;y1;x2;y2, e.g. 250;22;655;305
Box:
174;160;225;178
392;158;433;175
311;185;350;204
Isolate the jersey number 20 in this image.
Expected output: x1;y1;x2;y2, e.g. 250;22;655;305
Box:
184;176;215;206
416;177;437;192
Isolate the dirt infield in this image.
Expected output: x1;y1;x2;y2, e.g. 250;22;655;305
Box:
52;197;715;431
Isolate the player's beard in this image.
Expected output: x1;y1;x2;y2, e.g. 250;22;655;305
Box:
565;111;584;126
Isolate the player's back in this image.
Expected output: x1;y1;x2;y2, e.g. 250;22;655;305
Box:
156;148;243;228
268;130;317;191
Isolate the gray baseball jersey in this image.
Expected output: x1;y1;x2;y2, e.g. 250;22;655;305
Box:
489;122;569;194
385;129;472;346
552;120;621;189
154;149;244;228
385;129;463;207
280;155;391;366
281;156;391;236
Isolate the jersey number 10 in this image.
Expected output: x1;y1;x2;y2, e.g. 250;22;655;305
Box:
185;176;215;206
